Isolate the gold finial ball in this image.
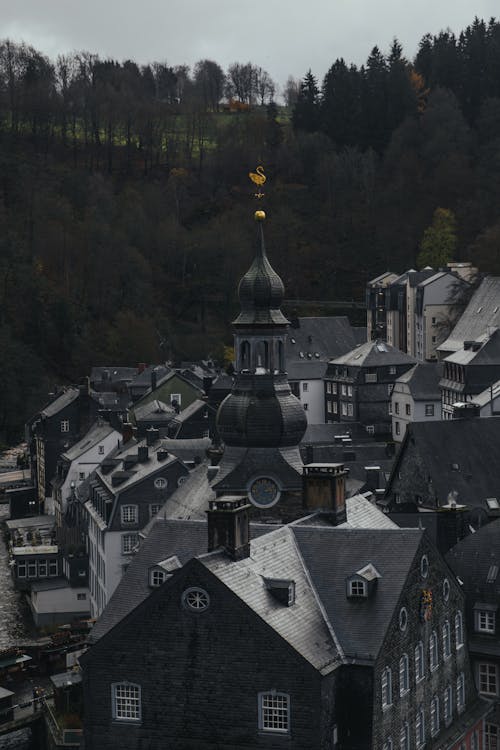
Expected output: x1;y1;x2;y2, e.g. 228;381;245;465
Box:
254;210;266;222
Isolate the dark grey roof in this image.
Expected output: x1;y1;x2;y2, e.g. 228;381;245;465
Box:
301;424;354;444
133;399;176;423
41;387;80;417
286;316;362;363
209;373;234;391
130;365;171;387
407;269;437;287
214;445;304;493
439;276;500;353
395;363;441;401
330;340;416;368
90;367;137;385
286;360;328;380
446;518;500;608
392;417;500;510
444;328;500;366
293;526;423;659
172;399;208;423
158;437;211;463
62;421;118;462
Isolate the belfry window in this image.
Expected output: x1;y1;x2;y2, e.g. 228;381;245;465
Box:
255;341;269;371
240;340;250;370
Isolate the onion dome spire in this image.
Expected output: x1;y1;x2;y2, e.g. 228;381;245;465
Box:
233;211;289;327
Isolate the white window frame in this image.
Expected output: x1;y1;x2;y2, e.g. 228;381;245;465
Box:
258;691;290;734
122;533;139;555
443;620;451;660
415;641;424;683
430;630;438;671
121;505;138;525
476;609;496;634
332;382;337;394
170;393;182;406
400;721;409;750
443;685;452;724
349;579;367;597
399;654;409;696
38;560;47;577
381;667;392;709
485;723;499;750
479;663;498;696
415;706;425;748
455;611;464;649
60;419;70;433
150;569;167;587
333;402;338;414
425;404;434;417
430;695;439;737
17;561;27;578
326;382;332;394
111;682;141;722
456;672;465;712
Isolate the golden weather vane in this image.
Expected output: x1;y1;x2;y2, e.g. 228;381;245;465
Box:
249;165;266;199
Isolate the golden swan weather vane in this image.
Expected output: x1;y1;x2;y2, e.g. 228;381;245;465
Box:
249;165;266;199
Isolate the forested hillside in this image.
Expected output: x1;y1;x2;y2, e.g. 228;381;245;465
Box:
1;18;500;440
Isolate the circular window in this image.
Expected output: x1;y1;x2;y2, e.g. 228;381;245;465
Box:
399;606;408;632
248;476;280;508
154;477;168;490
177;475;187;487
182;587;210;612
420;555;429;579
443;578;450;601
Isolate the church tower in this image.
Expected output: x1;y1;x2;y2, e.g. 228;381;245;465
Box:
214;211;307;519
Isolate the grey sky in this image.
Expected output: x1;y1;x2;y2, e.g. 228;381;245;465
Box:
2;0;498;90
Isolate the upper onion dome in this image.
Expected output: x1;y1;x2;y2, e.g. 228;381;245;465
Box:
233;217;289;327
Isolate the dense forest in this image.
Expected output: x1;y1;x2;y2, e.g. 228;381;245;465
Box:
1;17;500;441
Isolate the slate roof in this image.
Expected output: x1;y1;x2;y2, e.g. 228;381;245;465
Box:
330;340;416;368
90;367;137;385
130;364;171;388
133;399;176;423
157;437;211;463
444;328;500;366
446;518;500;608
389;417;500;510
41;387;80;418
438;276;500;353
286;360;328;380
157;462;214;522
395;363;441;401
172;399;208;423
286;316;363;363
214;445;304;492
62;421;118;462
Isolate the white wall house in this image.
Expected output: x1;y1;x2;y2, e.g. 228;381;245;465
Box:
414;271;469;362
288;361;327;424
29;579;90;626
391;363;441;443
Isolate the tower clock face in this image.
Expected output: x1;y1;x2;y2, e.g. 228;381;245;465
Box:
249;477;280;508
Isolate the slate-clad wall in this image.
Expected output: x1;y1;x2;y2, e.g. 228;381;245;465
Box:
373;536;474;750
83;560;332;750
387;439;437;508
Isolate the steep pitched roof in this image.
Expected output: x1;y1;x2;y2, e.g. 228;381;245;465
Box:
395;363;441;401
438;276;500;353
330;340;416;368
133;399;175;422
390;417;500;510
62;421;118;462
446;518;500;607
286;317;364;363
41;387;80;417
444;328;500;366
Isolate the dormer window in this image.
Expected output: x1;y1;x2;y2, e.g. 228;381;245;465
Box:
265;579;295;606
346;563;381;599
150;569;167;587
349;579;367;598
474;604;497;634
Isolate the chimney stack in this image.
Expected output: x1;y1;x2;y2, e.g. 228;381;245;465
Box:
137;445;149;463
303;463;348;525
146;427;160;446
122;421;134;444
207;496;251;560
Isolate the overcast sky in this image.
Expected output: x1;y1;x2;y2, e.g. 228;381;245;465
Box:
2;0;498;90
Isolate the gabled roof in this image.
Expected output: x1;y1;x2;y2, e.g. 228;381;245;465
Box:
389;417;500;510
446;518;500;607
394;363;441;401
444;328;500;366
330;340;416;368
62;421;118;462
90;367;137;385
130;364;171;388
286;317;365;363
438;276;500;353
133;399;176;423
286;360;328;380
41;387;80;418
172;399;208;424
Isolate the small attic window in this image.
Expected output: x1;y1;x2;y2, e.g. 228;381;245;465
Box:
451;463;460;471
299;351;305;359
477;307;483;313
487;565;499;584
290;338;296;344
347;563;381;599
348;579;367;598
265;578;295;606
486;498;499;510
150;569;167;587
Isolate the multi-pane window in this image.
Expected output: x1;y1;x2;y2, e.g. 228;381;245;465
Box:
326;382;332;394
479;663;498;696
341;384;347;396
149;504;162;518
455;611;464;648
122;533;139;555
332;383;337;394
430;630;439;670
112;682;141;722
49;560;58;576
442;621;451;659
443;685;452;724
456;672;465;711
150;569;166;587
381;668;392;709
425;404;434;416
415;706;425;748
349;580;367;597
400;721;410;750
405;404;411;416
485;723;499;750
17;561;27;578
476;609;496;633
258;692;290;733
60;419;70;432
430;696;440;736
415;642;424;682
347;385;353;397
347;403;354;417
399;655;409;696
121;505;138;525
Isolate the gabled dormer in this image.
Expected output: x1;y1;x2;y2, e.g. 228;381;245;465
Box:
148;555;182;588
264;577;296;606
346;563;381;599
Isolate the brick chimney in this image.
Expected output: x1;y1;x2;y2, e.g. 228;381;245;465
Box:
207;496;251;560
303;463;348;525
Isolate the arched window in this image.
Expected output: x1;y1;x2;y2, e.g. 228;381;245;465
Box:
430;630;439;671
400;721;410;750
430;695;440;736
415;641;425;682
255;340;269;371
457;672;465;711
415;706;425;748
442;620;451;659
240;340;250;370
111;682;141;722
277;340;284;372
399;654;409;695
455;611;464;649
383;739;393;750
381;667;392;709
443;684;452;724
258;691;290;733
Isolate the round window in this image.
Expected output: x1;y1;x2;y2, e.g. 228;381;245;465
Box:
177;475;187;487
248;477;280;508
420;555;429;579
154;477;168;490
443;578;450;601
399;606;408;632
182;587;210;612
